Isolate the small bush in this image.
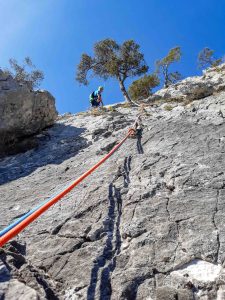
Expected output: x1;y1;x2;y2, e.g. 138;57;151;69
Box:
183;99;194;106
90;107;107;116
76;111;88;117
128;74;160;101
5;57;44;90
106;106;116;112
164;104;173;111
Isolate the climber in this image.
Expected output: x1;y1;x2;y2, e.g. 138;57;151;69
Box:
89;86;104;108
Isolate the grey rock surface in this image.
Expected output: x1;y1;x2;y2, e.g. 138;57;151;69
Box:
1;67;225;299
0;70;58;157
147;63;225;103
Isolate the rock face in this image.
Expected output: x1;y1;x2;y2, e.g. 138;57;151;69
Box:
147;63;225;103
1;66;225;299
0;70;58;156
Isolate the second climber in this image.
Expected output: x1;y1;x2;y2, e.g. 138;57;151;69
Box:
89;86;104;108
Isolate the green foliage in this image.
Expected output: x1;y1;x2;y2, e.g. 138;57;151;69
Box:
107;106;116;112
90;107;107;116
198;47;222;69
156;46;182;88
167;71;182;84
5;57;44;90
128;74;160;100
76;39;148;84
76;39;148;102
164;104;173;111
76;54;93;85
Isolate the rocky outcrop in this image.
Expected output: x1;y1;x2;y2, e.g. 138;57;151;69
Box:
147;63;225;103
1;66;225;299
0;70;58;156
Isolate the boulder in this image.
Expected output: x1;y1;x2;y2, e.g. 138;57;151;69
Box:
0;70;57;156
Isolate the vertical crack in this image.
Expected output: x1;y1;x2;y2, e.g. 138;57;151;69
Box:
131;198;139;222
87;183;124;299
173;221;182;267
212;190;220;262
87;157;134;299
166;198;171;221
123;156;132;187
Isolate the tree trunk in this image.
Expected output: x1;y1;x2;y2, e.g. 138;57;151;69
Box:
164;65;169;88
118;79;131;102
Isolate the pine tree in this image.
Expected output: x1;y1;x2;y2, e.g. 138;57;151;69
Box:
76;39;148;102
156;47;182;88
198;47;222;69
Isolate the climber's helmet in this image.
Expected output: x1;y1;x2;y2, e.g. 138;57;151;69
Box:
98;86;104;92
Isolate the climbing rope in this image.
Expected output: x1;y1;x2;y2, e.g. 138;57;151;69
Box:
0;185;74;238
0;124;140;248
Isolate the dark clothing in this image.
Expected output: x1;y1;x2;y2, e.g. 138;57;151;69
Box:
89;90;102;107
91;99;100;107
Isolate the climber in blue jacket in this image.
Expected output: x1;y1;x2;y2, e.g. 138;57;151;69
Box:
89;86;104;107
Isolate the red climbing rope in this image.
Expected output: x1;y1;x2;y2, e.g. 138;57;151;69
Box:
0;130;132;247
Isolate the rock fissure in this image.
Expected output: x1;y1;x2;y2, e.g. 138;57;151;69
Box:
85;160;128;299
212;190;220;263
165;197;171;221
72;200;108;220
51;217;72;235
0;245;60;300
23;264;60;300
86;182;123;300
57;239;90;256
173;221;182;266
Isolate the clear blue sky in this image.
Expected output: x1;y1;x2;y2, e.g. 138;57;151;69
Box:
0;0;224;114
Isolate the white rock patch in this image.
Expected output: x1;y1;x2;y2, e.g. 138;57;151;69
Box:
171;259;222;282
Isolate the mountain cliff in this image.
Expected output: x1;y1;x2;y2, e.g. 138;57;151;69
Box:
1;64;225;299
0;70;57;157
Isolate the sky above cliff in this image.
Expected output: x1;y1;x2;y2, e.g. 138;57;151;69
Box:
0;0;225;114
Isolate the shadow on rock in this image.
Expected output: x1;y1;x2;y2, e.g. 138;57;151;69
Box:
123;156;132;187
136;128;144;154
0;123;89;185
87;183;122;300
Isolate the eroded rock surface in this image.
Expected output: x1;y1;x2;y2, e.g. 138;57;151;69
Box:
1;67;225;299
0;69;58;157
147;63;225;103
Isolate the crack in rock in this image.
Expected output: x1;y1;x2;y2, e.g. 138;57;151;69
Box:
212;190;220;263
